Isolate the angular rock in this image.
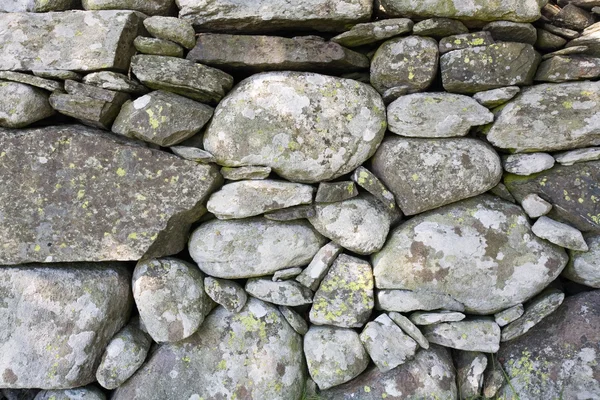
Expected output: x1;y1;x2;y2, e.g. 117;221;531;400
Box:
49;93;122;129
187;34;369;73
522;194;553;218
264;205;316;221
351;166;397;212
360;314;418;372
554;3;595;31
273;267;303;281
131;55;233;104
535;55;600;82
387;92;493;138
381;85;412;104
204;72;386;183
82;72;148;95
495;304;525;327
331;18;414;47
503;153;555;175
315;181;358;203
455;351;488;399
536;28;568;51
296;242;343;291
113;91;213;146
82;0;173;15
423;318;501;352
64;80;128;103
220;166;271;180
409;311;466;325
372;196;569;314
33;70;82;81
1;0;74;12
204;276;247;313
0;263;132;388
304;326;369;390
371;137;502;215
134;37;184;58
170;146;215;163
310;254;374;328
177;0;373;32
370;36;439;94
565;27;600;56
388;312;430;349
189;217;327;278
483;357;505;399
483;21;537;45
0;71;63;93
489;182;517;203
0;82;54;128
438;32;495;55
144;16;196;49
486;81;600;152
376;289;465;313
412;18;468;39
441;43;541;94
555;147;600;165
473;86;520;108
34;387;105;400
113;298;305;400
279;306;308;335
532;216;588;251
245;279;313;306
0;125;221;264
0;11;143;72
563;234;600;287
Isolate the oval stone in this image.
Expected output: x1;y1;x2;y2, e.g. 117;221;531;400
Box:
372;195;568;314
204;72;386;183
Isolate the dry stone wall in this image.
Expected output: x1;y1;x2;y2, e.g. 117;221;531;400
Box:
1;0;600;399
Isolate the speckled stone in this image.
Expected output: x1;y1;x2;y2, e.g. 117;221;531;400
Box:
204;276;247;313
532;216;588;251
555;147;600;166
0;82;54;128
483;21;537;45
245;278;313;307
315;181;358;203
351;166;397;212
296;242;343;291
34;387;106;400
388;312;430;349
473;86;520;108
454;351;488;399
503;153;555;176
535;55;600;82
1;0;74;12
82;71;148;95
412;18;468;39
438;32;495;55
144;16;196;49
264;205;316;221
220;166;271;180
563;234;600;288
82;0;174;15
331;18;414;47
0;71;64;92
409;311;466;325
494;304;525;327
422;318;501;353
273;267;303;281
279;306;309;335
170;146;216;163
134;37;184;57
376;289;465;313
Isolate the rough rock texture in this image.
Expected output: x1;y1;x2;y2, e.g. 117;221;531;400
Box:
409;311;465;325
535;55;600;82
0;71;64;93
144;16;196;49
315;181;358;203
495;304;525;327
532;216;588;251
204;277;247;312
372;195;568;314
455;351;488;399
331;19;414;47
82;0;174;15
503;153;555;176
220;166;271;181
279;306;309;335
556;147;600;165
388;312;430;349
1;0;74;12
34;387;106;400
376;289;465;313
564;234;600;287
204;72;386;183
296;242;343;291
438;32;495;55
134;37;184;57
412;18;468;38
113;298;305;400
473;86;520;108
483;21;537;45
0;125;221;264
245;279;313;306
49;92;124;130
82;71;148;95
423;318;501;352
0;82;54;128
522;194;553;218
0;263;132;389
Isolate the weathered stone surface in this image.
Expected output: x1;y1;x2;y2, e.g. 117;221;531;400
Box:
315;181;358;203
535;55;600;82
371;137;502;215
522;194;553;218
187;34;369;73
497;291;600;399
489;182;517;203
495;304;525;327
82;0;173;15
409;311;466;325
486;82;600;153
296;242;343;291
483;21;537;45
34;387;105;400
370;36;439;94
555;147;600;165
441;43;541;94
387;93;493;138
144;16;195;49
131;55;233;104
439;32;495;54
278;306;308;335
380;0;543;22
564;234;600;287
376;289;465;313
0;125;221;264
0;82;54;128
245;279;313;306
113;298;305;400
264;205;316;221
207;180;314;220
388;312;429;349
205;72;386;183
33;70;82;81
0;71;63;93
49;93;122;129
220;166;271;180
177;0;373;32
351;166;397;212
1;0;74;12
372;196;569;314
82;72;148;95
272;267;303;281
536;28;569;52
473;86;520;108
503;153;555;176
189;217;327;278
455;351;487;399
134;37;184;57
204;277;247;313
554;3;595;31
64;80;129;103
545;23;580;40
413;18;468;38
304;326;369;390
0;264;132;389
532;216;588;251
423;318;501;352
0;11;143;72
170;146;215;163
320;345;456;399
483;357;505;398
95;320;151;390
310;254;374;328
331;18;414;47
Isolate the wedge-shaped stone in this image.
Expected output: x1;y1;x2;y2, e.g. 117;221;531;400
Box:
377;289;465;313
331;19;414;47
372;196;568;314
422;318;501;352
455;351;488;399
0;82;54;128
245;279;313;306
204;72;386;183
0;10;143;72
563;234;600;287
0;263;132;388
0;125;222;264
535;55;600;82
371;137;502;215
360;314;417;372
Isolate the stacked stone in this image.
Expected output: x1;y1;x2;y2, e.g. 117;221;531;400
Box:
1;0;600;400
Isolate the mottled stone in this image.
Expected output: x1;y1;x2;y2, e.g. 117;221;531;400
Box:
0;82;54;128
423;318;501;352
204;277;247;313
536;28;569;52
483;357;505;398
170;146;215;163
245;279;313;306
0;71;63;92
220;166;271;180
0;125;221;264
532;216;588;251
489;182;517;203
49;93;122;129
34;387;105;400
438;32;495;54
555;147;600;165
351;166;397;212
483;21;537;45
412;18;468;39
535;55;600;83
554;3;595;31
33;70;82;81
82;72;148;95
296;242;343;291
473;86;520;108
376;289;465;313
1;0;74;12
331;18;414;47
495;304;525;327
388;312;430;349
381;85;412;104
82;0;173;15
273;267;303;281
543;23;580;40
503;153;556;176
315;181;358;203
522;194;553;219
409;311;466;325
264;205;316;221
279;306;308;335
563;234;600;287
134;37;184;58
144;16;195;49
0;264;132;388
455;351;488;399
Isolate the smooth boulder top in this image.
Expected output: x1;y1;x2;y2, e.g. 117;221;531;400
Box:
204;71;386;183
372;195;569;314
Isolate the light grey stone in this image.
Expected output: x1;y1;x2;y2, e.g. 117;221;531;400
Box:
535;55;600;82
34;387;105;400
563;234;600;287
82;71;148;95
381;85;412;104
245;278;313;307
203;276;247;313
494;304;525;327
409;311;466;325
522;194;553;218
351;166;397;212
483;21;537;45
0;82;54;128
144;16;196;49
82;0;174;15
503;153;556;176
376;289;465;313
555;147;600;165
33;70;82;80
134;36;184;57
49;93;122;129
273;267;303;281
532;216;589;251
388;312;430;349
331;18;414;47
438;31;495;54
489;182;516;203
220;166;271;180
473;86;520;108
483;357;505;398
278;306;308;335
0;71;63;92
315;181;358;203
264;205;316;221
455;351;488;399
423;318;501;353
412;18;468;39
296;242;344;291
1;0;74;12
64;79;129;103
170;146;216;163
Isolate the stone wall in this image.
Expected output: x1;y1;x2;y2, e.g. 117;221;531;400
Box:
1;0;600;399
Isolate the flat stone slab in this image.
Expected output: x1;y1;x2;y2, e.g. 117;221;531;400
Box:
0;125;221;264
0;10;143;72
422;318;501;352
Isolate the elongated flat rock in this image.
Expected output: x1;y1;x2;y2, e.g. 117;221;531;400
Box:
422;318;501;352
0;125;221;264
0;10;143;72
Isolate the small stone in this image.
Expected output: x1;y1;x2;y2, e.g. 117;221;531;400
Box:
171;146;216;163
376;289;465;313
409;311;466;325
133;258;207;343
473;86;520;108
279;306;309;335
563;234;600;287
555;147;600;165
483;357;505;398
351;166;397;212
296;242;344;291
489;182;516;203
388;312;430;349
34;387;106;400
310;254;374;328
542;45;590;60
82;0;174;16
503;153;556;175
220;166;271;180
134;36;185;58
64;79;129;103
207;179;314;220
536;28;569;51
413;18;468;39
501;288;565;341
0;82;54;128
144;16;196;49
455;351;488;399
387;92;493;138
33;70;82;80
535;55;600;82
543;23;580;40
82;71;148;95
245;278;313;307
273;267;303;281
315;181;358;203
522;194;553;218
381;85;411;104
494;304;525;327
422;318;501;353
331;18;414;47
304;326;369;390
483;21;537;45
263;205;316;221
49;93;124;129
360;314;418;372
203;276;247;313
0;71;63;92
532;216;589;251
553;3;595;31
438;32;495;54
